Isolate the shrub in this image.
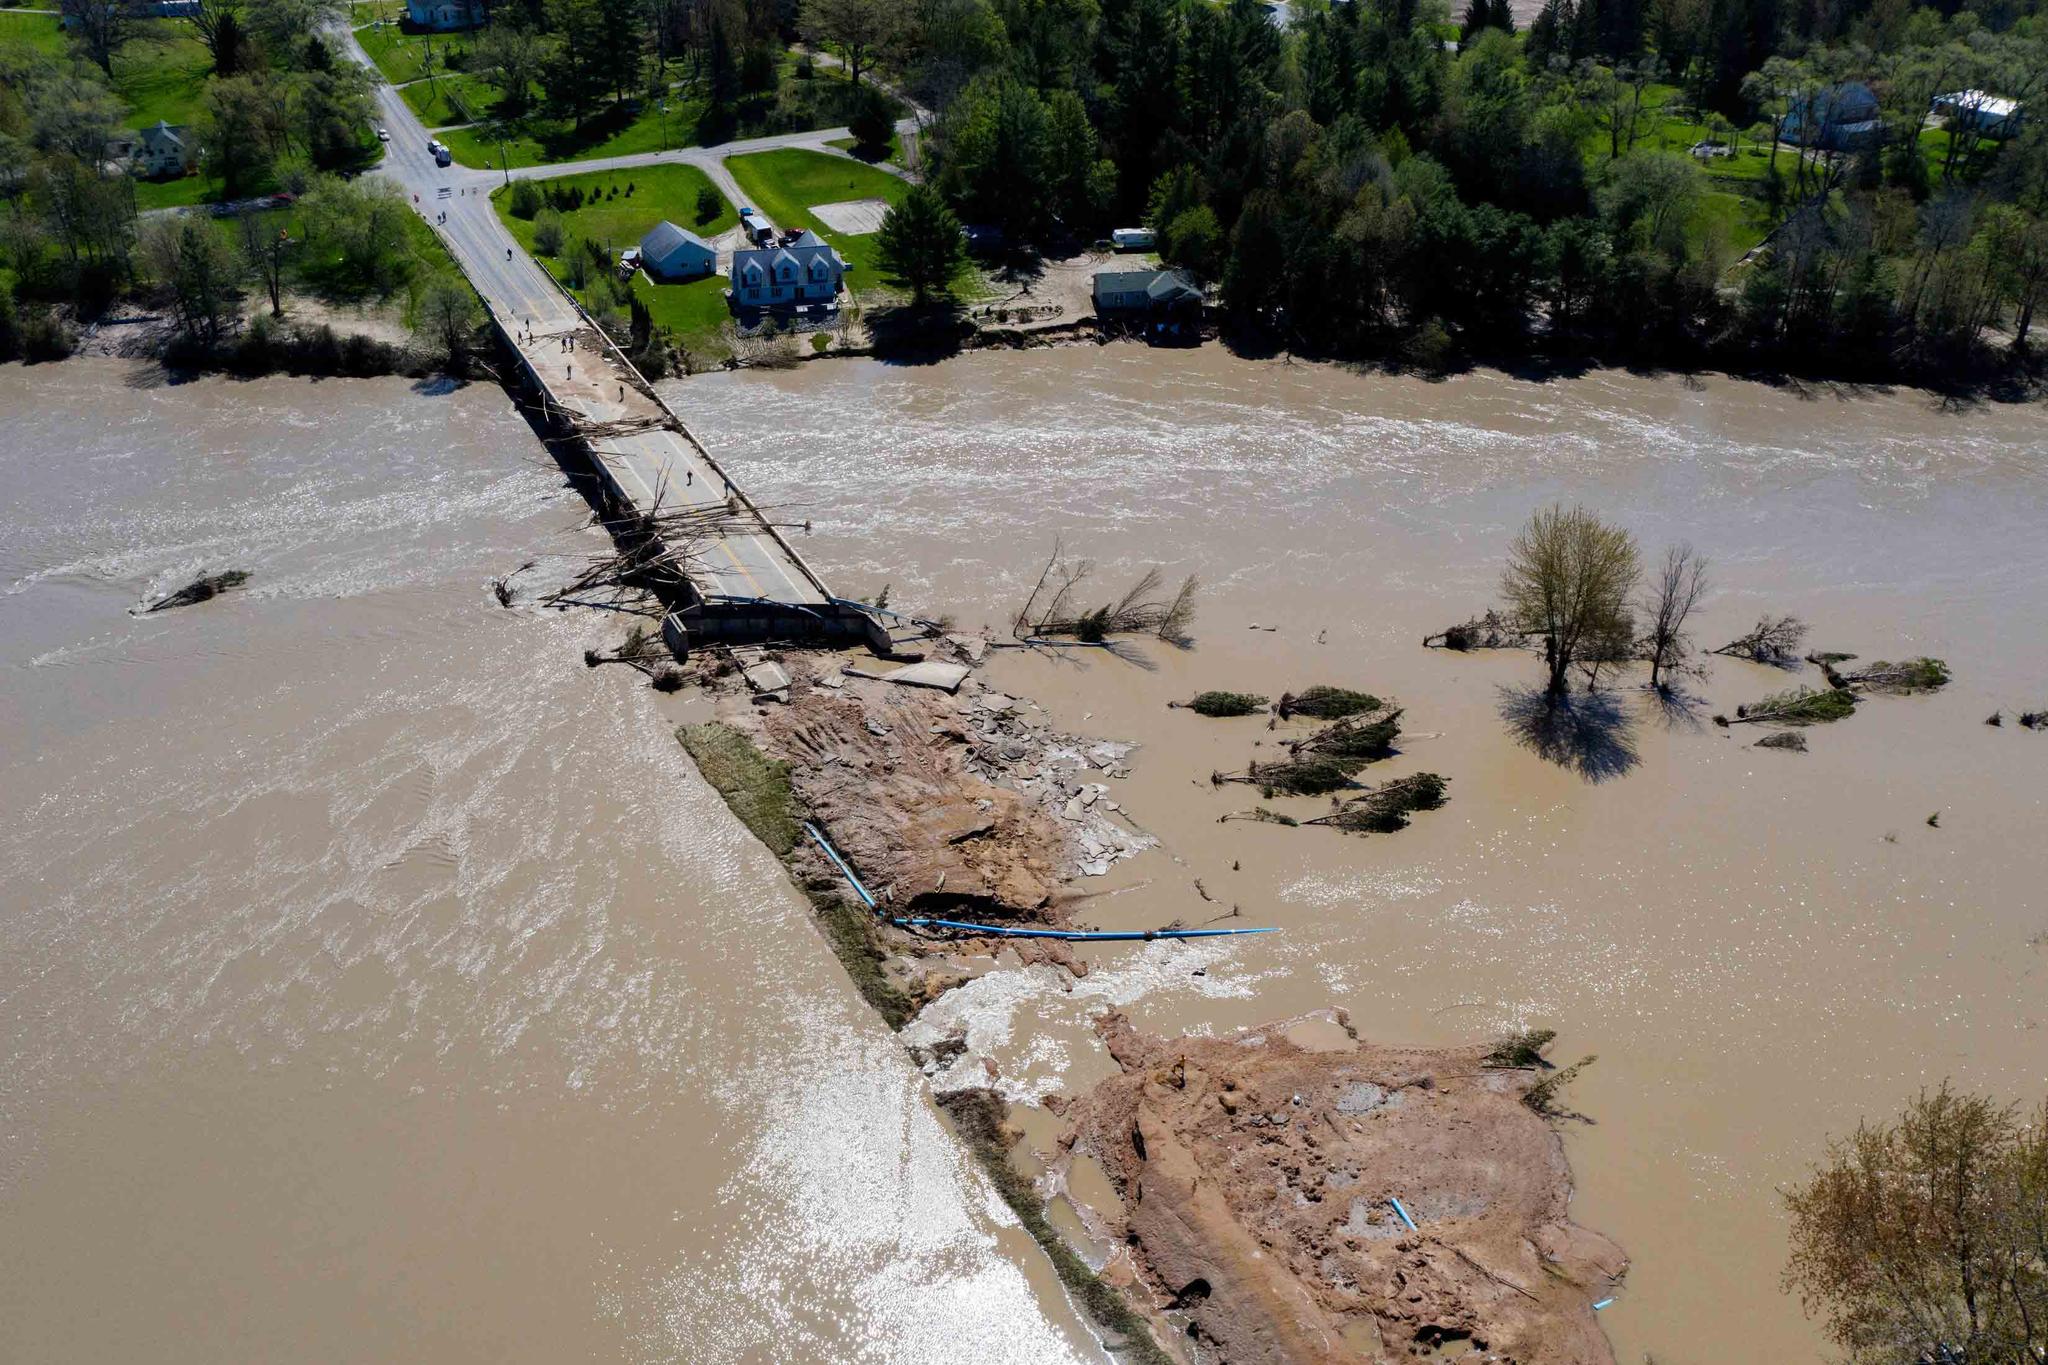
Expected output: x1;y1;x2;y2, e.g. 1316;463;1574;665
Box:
532;208;565;256
695;184;720;224
20;306;72;361
508;178;543;219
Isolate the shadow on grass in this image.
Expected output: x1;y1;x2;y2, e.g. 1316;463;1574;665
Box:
1497;684;1640;782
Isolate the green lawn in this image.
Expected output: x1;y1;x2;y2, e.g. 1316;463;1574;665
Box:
724;147;908;263
0;10;66;57
1689;188;1769;259
132;173;227;210
492;163;739;354
353;21;472;85
495;163;738;252
112;25;214;129
440;50;856;170
399;71;502;127
441;93;704;169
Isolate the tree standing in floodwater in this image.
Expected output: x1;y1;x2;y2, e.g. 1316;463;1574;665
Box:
1501;504;1640;698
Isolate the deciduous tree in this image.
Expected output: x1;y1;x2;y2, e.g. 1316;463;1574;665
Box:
1638;542;1707;691
1784;1084;2048;1365
1501;503;1640;696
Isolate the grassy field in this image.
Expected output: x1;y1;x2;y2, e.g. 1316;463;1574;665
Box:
493;163;739;354
112;24;215;129
438;51;867;170
441;93;704;169
399;71;503;127
725;147;908;259
0;10;66;57
131;174;232;210
353;21;472;85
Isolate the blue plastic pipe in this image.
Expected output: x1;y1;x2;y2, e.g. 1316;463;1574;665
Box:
804;822;1280;942
804;822;876;910
890;917;1278;942
1390;1197;1418;1231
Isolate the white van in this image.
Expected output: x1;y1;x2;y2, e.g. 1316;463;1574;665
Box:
1112;227;1156;251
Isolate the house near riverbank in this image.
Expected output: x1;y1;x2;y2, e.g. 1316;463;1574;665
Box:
1092;268;1203;320
636;221;716;282
405;0;487;29
729;232;847;313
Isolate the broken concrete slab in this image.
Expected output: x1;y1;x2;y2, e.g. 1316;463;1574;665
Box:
842;661;973;693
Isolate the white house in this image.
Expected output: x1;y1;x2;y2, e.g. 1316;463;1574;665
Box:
1931;89;2024;139
729;231;847;311
1091;268;1202;318
134;121;194;178
637;221;716;282
405;0;486;30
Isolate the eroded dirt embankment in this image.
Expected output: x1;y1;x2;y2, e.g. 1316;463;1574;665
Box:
676;637;1622;1363
1061;1011;1627;1364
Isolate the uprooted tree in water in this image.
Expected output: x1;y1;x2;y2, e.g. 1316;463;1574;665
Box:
1724;655;1950;726
1012;539;1197;644
1171;690;1267;716
1304;771;1448;834
1424;609;1530;651
144;570;250;613
1811;654;1952;694
1214;708;1404;795
1276;685;1381;720
1712;615;1808;666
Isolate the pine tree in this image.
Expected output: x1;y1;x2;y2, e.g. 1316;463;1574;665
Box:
874;185;966;304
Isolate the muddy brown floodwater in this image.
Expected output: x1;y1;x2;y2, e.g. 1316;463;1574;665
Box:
0;362;1104;1364
676;346;2048;1364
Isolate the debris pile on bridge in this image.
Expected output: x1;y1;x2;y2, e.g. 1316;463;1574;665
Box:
544;493;803;608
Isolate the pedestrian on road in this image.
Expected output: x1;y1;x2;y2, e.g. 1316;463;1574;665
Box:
618;385;624;401
566;365;571;378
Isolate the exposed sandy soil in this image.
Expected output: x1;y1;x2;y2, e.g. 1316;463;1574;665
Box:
704;643;1150;922
1061;1010;1627;1365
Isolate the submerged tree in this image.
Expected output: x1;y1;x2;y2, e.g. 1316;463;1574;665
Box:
1501;504;1640;697
1639;542;1709;692
1783;1084;2048;1365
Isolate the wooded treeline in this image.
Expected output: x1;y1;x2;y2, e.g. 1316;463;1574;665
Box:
858;0;2048;380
